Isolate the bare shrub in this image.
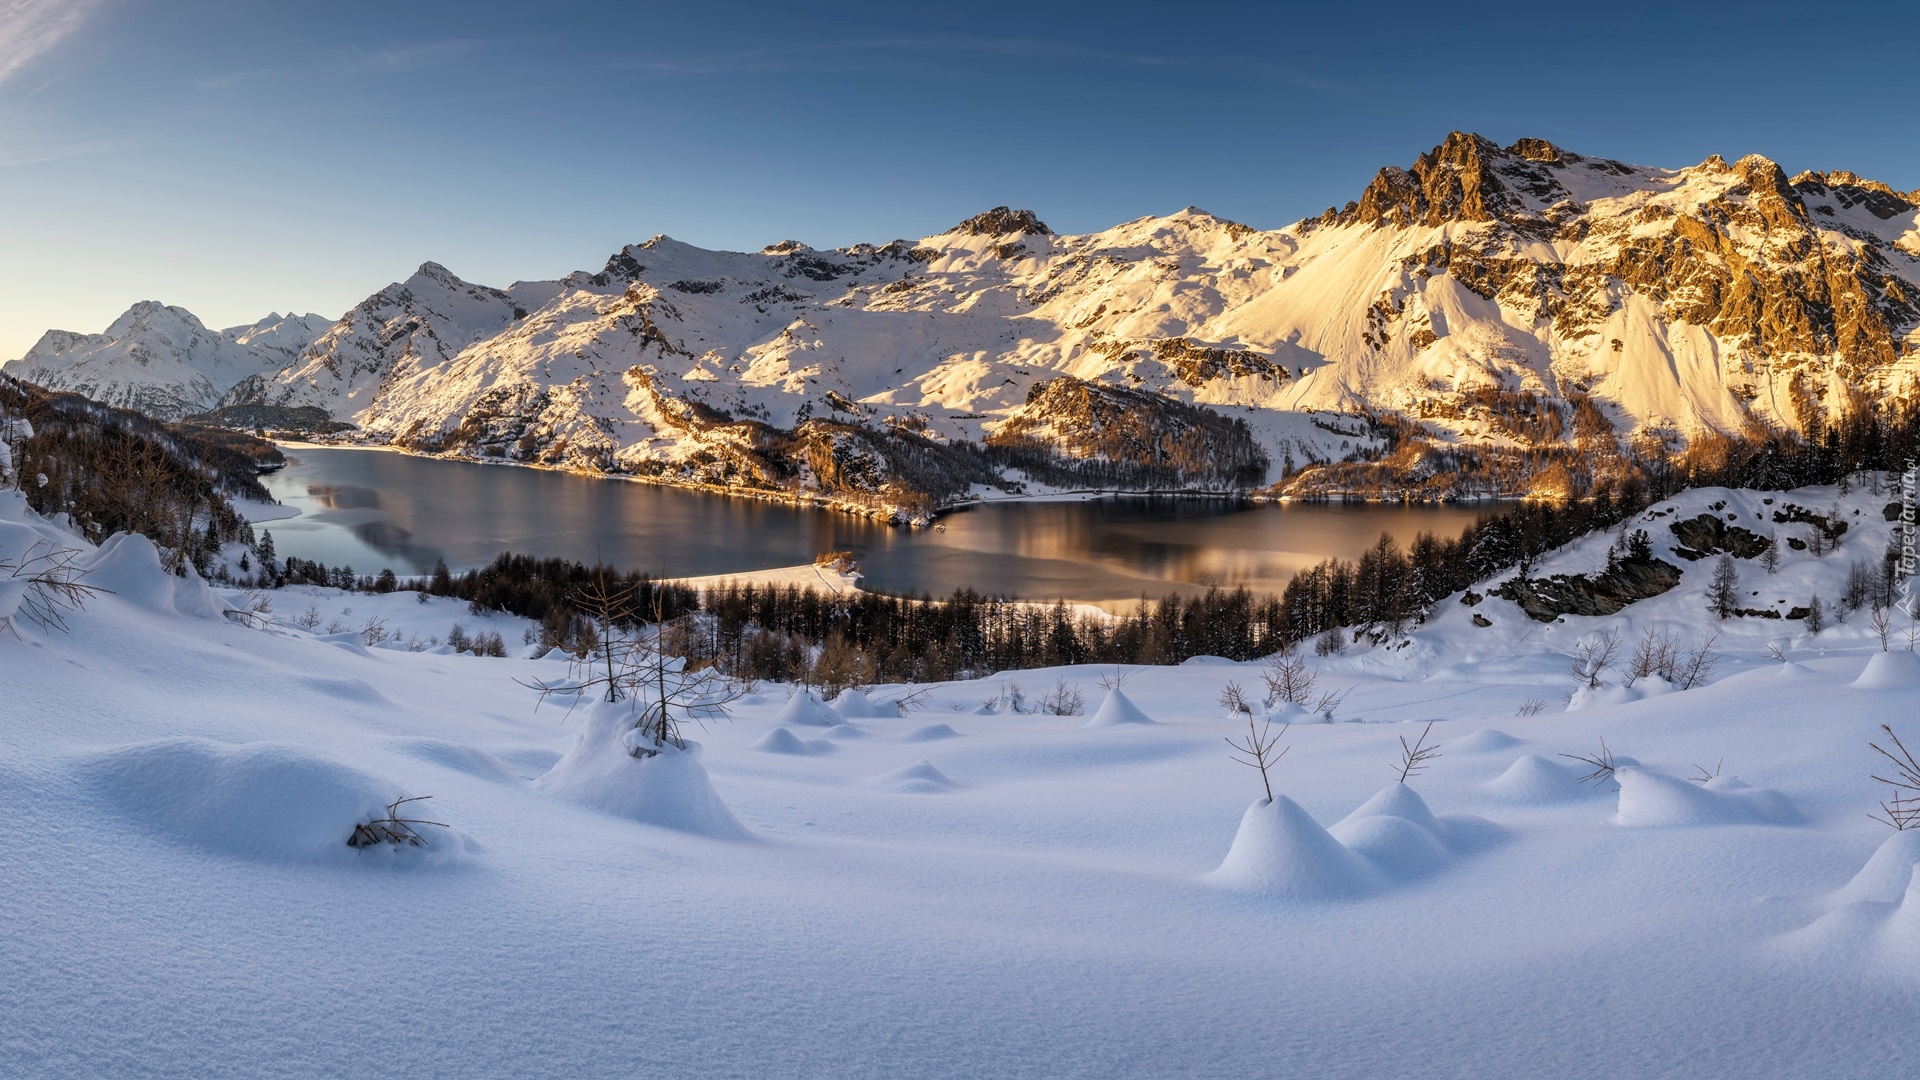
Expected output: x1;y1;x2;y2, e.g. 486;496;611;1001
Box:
1561;738;1619;789
1260;648;1316;708
360;617;390;647
1218;680;1253;719
1096;667;1132;690
1039;678;1084;717
324;617;349;635
1673;633;1719;690
0;542;105;636
1568;629;1621;689
1869;604;1892;652
1313;627;1346;657
1515;698;1546;717
291;605;322;631
347;796;448;848
1688;760;1723;784
1625;628;1677;687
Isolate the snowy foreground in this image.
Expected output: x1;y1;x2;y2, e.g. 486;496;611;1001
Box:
3;484;1919;1079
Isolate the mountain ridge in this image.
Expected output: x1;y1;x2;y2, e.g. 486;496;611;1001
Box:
8;132;1918;516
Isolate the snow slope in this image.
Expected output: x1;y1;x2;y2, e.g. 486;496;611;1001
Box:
3;478;1920;1076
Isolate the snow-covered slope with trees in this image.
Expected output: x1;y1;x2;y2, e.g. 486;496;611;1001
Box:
7;305;331;420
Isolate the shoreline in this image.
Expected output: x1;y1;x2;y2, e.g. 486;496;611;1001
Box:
270;437;1523;523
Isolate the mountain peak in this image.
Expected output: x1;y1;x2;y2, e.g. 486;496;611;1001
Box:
948;207;1051;238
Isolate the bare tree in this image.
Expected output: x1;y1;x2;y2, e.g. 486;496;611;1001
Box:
1568;629;1621;689
1225;714;1289;803
1095;667;1132;690
1393;721;1442;783
1869;724;1920;831
1761;532;1780;575
1869;604;1893;652
1626;628;1677;687
1261;647;1317;709
1673;633;1719;690
1218;680;1253;719
1040;678;1085;716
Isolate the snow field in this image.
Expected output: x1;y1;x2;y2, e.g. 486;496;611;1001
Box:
3;479;1920;1077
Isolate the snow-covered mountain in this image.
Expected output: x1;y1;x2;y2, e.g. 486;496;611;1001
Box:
17;133;1920;506
7;305;332;420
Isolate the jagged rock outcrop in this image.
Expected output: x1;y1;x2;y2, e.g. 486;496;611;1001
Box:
1668;513;1772;560
1494;555;1685;621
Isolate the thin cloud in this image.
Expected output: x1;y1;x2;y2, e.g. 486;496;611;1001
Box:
619;36;1176;77
0;0;104;85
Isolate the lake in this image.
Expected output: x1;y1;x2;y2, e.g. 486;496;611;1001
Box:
257;446;1493;608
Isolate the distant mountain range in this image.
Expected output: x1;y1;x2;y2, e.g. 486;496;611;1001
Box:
10;132;1918;514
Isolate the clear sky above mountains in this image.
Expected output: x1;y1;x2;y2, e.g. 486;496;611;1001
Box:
2;0;1915;362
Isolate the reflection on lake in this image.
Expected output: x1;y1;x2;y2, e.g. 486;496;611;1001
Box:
259;447;1494;608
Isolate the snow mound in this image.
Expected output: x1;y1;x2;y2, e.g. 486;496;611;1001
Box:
825;723;870;740
1831;831;1920;906
1482;755;1601;804
866;761;958;794
1207;796;1382;899
1083;688;1155;728
1333;813;1453;880
752;727;832;755
1614;767;1802;827
772;689;840;727
831;688;893;718
388;739;525;783
533;704;750;839
1336;783;1445;835
82;532;232;621
299;676;391;705
902;723;962;742
83;738;462;864
1853;651;1920;691
1454;729;1522;754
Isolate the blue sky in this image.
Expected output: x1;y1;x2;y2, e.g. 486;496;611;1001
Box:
2;0;1915;360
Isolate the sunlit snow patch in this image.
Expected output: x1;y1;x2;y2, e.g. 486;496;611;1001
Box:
533;702;751;839
1613;768;1801;827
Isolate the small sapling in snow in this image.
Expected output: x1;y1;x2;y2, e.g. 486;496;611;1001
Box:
1225;714;1289;804
1869;725;1920;831
1393;721;1441;783
1561;738;1619;789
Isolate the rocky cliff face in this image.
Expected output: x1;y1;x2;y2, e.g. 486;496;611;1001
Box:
15;134;1918;511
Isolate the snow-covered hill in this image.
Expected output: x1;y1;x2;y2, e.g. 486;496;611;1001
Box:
6;304;331;420
4;475;1919;1077
13;134;1920;507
